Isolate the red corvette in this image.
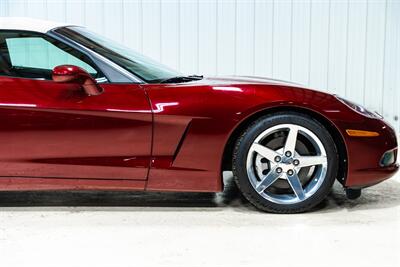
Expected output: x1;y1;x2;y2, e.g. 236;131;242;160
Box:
0;18;397;213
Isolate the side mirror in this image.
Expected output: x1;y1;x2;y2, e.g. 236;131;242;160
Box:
52;65;103;96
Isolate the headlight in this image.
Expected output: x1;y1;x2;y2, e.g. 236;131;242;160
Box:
335;95;382;119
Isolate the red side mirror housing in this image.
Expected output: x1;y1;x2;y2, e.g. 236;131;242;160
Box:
52;65;103;96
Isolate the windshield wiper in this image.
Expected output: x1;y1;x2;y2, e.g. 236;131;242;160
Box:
159;75;203;84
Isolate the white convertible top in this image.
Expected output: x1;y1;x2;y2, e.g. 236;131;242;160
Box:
0;17;72;33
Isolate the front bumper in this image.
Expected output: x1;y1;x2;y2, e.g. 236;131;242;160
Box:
343;118;398;188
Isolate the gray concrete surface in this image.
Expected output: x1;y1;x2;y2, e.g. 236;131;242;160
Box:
0;172;399;267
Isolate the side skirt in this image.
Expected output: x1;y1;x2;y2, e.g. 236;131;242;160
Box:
0;177;145;191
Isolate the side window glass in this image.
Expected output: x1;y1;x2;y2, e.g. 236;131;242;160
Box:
6;37;97;74
0;32;103;81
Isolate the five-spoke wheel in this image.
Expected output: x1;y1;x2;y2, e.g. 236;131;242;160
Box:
247;124;328;204
233;112;338;213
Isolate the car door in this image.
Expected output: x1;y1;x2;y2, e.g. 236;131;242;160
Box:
0;30;152;180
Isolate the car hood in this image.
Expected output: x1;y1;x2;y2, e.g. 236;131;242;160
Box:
196;76;304;87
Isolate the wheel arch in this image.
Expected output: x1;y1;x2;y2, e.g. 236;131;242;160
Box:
221;106;348;186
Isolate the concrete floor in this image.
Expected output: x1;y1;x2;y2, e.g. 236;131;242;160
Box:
0;172;399;267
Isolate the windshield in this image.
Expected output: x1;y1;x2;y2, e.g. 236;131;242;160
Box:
55;26;181;83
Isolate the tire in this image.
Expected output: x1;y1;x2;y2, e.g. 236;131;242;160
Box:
232;112;338;213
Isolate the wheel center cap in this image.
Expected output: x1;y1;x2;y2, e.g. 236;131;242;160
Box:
276;156;295;175
277;163;294;173
282;157;293;164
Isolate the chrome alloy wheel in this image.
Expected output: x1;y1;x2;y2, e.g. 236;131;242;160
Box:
246;124;328;205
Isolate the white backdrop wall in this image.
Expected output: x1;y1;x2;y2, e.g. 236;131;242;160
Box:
0;0;399;132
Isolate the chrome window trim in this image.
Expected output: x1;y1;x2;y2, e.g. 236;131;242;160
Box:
47;29;145;84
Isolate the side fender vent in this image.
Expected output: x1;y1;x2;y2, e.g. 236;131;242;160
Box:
172;121;192;162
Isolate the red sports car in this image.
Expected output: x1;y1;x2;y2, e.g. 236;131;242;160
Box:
0;18;397;213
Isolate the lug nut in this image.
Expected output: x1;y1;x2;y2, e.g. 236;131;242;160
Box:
293;159;300;166
276;167;283;174
285;151;292;157
287;169;294;176
274;156;281;162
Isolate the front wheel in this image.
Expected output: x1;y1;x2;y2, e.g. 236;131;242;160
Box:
233;112;338;213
